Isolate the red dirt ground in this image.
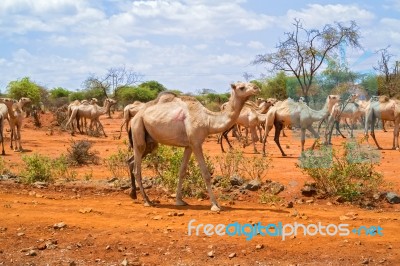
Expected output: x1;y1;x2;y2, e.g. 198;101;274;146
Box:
0;112;399;265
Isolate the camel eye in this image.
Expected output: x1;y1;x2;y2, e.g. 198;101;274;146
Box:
239;86;245;91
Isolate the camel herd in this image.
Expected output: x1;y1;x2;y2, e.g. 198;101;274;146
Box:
3;83;399;211
118;84;400;211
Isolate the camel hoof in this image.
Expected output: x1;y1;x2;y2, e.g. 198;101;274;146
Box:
176;199;188;206
254;150;259;154
282;154;287;157
378;147;383;150
129;190;137;200
143;201;155;207
211;205;221;212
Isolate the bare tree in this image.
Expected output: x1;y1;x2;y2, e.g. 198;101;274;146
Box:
374;46;400;97
83;66;143;117
253;19;361;103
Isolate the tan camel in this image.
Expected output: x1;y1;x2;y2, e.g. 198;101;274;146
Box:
118;101;145;139
325;94;364;144
0;98;32;152
364;95;399;149
219;100;273;153
262;95;340;156
127;82;260;211
66;98;116;137
0;104;7;155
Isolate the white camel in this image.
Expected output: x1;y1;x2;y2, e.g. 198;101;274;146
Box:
262;95;340;156
118;101;145;139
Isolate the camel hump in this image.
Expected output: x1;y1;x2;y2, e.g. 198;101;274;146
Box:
153;91;178;104
379;95;390;103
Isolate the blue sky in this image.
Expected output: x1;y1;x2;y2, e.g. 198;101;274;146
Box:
1;0;399;94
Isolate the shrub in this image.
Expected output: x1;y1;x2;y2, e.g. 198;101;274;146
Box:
214;149;244;188
240;155;272;181
66;139;99;166
144;145;214;198
21;153;53;183
297;141;383;202
104;146;132;178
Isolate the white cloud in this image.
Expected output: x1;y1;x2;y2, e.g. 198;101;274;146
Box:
284;4;375;29
247;41;265;50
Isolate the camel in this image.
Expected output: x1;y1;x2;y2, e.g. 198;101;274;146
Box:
0;104;7;155
127;82;260;211
66;98;116;137
118;101;145;139
219;100;273;153
364;95;399;149
0;97;32;151
262;95;340;156
325;94;365;144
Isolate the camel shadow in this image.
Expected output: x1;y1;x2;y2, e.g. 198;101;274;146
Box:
150;203;290;214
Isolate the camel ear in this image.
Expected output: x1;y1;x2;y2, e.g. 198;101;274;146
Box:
231;83;237;90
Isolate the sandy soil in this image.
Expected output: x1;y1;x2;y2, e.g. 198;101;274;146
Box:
0;112;399;265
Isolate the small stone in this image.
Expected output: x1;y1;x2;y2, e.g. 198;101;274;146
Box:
69;261;77;266
301;184;317;197
79;208;92;214
386;192;400;204
17;232;25;237
177;212;184;216
26;249;37;256
290;235;296;239
121;258;129;266
207;250;215;258
245;180;261;191
286;201;294;208
296;199;304;204
167;212;177;217
305;199;314;204
255;244;264;250
265;181;284;195
230;175;244;186
228;252;236;259
361;258;370;264
326;202;333;206
339;215;351;221
53;222;66;229
105;245;111;250
152;215;162;220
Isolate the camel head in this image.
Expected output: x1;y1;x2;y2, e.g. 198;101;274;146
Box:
19;97;31;106
105;98;117;106
90;98;98;104
230;82;260;101
348;93;359;102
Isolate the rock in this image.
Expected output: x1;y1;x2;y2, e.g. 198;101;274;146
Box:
230;175;244;186
361;258;370;264
286;201;294;208
296;199;304;204
108;177;118;183
386;192;400;204
152;215;162;220
339;215;352;221
245;180;261;191
335;196;345;203
53;222;67;229
177;212;184;216
167;212;177;217
33;181;48;188
79;208;92;214
26;249;37;256
69;261;77;266
305;199;314;204
207;250;215;258
301;184;317;197
121;258;129;266
265;181;284;195
255;244;264;250
228;252;236;258
17;232;25;237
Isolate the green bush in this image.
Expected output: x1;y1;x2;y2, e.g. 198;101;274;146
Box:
297;141;383;202
214;149;244;188
144;145;214;198
21;153;53;183
104;146;132;178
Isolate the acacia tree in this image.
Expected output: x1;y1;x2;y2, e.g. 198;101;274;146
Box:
374;47;400;97
83;65;143;99
253;19;361;103
83;66;143;117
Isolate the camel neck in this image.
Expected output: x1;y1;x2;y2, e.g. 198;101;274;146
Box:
309;99;331;122
208;95;246;134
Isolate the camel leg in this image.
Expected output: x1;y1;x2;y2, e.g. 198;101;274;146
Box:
282;127;287;137
250;127;259;153
118;120;126;139
98;120;108;137
0;116;4;155
133;153;153;207
273;121;287;157
300;128;306;152
370;117;382;150
176;147;192;206
127;155;137;199
307;126;320;150
382;120;387;132
192;146;220;211
262;124;273;157
317;118;325;134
